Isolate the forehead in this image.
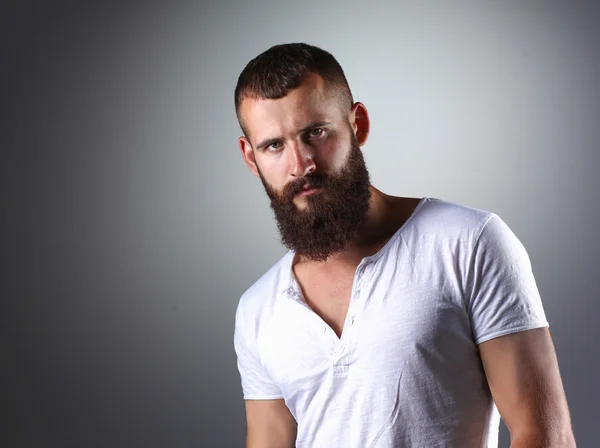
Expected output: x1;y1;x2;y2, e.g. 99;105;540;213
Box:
240;73;342;143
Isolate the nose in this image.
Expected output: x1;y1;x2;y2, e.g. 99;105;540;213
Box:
290;141;316;177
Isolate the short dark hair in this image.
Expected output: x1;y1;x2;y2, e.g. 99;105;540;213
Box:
234;43;354;137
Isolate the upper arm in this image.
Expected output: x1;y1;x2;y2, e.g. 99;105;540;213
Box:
466;215;575;444
245;399;297;448
234;301;294;446
478;327;575;445
466;214;548;345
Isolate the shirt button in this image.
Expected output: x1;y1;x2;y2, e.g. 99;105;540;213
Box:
322;325;327;333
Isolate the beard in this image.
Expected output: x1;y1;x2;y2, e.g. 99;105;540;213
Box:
257;132;371;262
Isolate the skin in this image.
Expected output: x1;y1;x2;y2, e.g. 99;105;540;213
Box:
239;73;365;212
239;73;411;267
237;72;575;447
479;327;576;447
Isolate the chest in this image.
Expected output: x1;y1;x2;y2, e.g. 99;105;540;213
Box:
259;279;476;403
259;283;488;447
294;268;358;338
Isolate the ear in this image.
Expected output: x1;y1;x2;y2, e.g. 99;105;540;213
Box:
239;136;260;177
349;102;370;146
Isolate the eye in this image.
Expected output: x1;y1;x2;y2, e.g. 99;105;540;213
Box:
308;127;325;138
267;141;283;152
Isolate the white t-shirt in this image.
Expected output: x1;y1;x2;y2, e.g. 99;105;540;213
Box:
233;197;549;447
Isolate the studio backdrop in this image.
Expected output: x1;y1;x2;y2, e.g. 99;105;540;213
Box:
4;1;599;446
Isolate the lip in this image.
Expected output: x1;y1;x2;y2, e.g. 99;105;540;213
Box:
297;187;322;197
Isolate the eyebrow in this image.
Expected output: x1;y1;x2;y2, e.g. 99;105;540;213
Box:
255;121;332;150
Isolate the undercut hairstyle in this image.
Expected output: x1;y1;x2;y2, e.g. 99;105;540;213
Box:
234;43;354;138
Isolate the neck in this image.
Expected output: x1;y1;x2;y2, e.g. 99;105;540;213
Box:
294;186;406;269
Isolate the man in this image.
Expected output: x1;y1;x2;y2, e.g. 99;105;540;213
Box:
232;43;575;447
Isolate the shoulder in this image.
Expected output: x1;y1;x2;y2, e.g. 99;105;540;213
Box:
397;197;499;256
414;197;496;237
418;199;537;298
419;199;526;258
234;251;295;335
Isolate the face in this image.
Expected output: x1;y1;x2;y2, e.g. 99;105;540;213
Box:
238;73;372;261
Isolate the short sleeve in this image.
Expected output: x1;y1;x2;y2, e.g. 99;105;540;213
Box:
466;213;549;345
233;303;284;400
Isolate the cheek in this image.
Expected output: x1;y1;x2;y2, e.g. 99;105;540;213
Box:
319;135;349;171
257;155;289;189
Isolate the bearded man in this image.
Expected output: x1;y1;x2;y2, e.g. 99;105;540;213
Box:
232;43;575;448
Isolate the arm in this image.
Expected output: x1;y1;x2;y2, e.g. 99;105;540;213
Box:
478;327;576;447
234;295;295;446
245;399;297;448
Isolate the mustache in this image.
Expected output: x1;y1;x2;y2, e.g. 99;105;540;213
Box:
282;174;328;200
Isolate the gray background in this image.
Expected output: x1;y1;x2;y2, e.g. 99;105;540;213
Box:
3;1;599;446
